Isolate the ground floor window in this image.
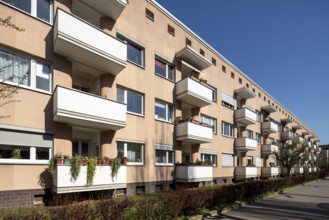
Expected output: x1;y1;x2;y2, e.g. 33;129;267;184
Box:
222;153;234;167
201;153;217;166
155;144;174;165
117;141;144;165
72;140;89;157
0;145;50;162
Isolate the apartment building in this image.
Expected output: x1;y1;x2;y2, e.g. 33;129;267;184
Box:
0;0;321;209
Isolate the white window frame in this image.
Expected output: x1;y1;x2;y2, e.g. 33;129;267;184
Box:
117;87;144;116
117;32;145;67
246;130;253;139
0;47;52;93
256;133;261;144
1;0;53;24
155;99;174;123
208;84;217;102
116;141;144;165
0;145;52;165
221;121;234;137
256;110;261;122
201;114;217;134
201;153;217;166
222;153;234;167
155;55;175;81
155;144;175;166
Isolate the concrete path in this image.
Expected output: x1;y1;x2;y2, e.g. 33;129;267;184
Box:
205;177;329;220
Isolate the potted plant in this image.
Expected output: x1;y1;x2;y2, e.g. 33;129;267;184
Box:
111;157;121;179
55;152;63;164
87;158;97;185
11;148;21;159
97;157;104;165
199;77;208;86
70;155;81;181
121;156;128;165
190;70;199;81
103;156;111;165
63;154;70;164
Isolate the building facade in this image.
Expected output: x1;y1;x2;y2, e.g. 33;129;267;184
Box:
0;0;320;209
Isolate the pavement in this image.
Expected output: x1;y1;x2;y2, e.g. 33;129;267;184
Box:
201;177;329;220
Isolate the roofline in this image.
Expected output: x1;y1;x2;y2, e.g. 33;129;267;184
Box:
149;0;317;137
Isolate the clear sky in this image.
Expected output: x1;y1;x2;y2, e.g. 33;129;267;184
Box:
156;0;329;144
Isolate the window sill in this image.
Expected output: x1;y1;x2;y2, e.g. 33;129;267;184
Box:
155;163;175;167
0;81;52;96
127;111;145;118
155;118;174;125
221;134;234;139
0;159;49;165
155;73;175;83
127;162;144;166
127;60;145;70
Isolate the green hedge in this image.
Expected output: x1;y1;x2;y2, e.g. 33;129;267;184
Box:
1;171;327;220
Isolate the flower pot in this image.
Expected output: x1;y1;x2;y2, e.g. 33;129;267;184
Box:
121;157;128;165
97;160;104;165
56;158;63;164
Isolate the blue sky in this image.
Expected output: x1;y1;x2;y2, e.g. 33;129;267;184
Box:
156;0;329;144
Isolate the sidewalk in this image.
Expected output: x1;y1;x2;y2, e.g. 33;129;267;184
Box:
202;177;329;220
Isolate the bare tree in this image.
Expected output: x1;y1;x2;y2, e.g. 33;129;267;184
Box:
0;16;26;119
273;143;307;176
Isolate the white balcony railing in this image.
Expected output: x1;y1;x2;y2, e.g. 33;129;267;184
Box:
80;0;127;21
176;121;213;143
261;121;279;134
261;144;279;155
176;77;213;107
176;45;212;71
235;138;257;151
235;167;257;180
281;130;293;140
234;108;257;125
175;165;213;182
293;136;304;144
262;167;280;177
54;9;127;75
53;165;126;193
53;86;126;130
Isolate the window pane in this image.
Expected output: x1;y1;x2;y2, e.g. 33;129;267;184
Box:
155;58;166;78
117;88;125;103
81;142;88;157
127;143;142;163
37;0;51;22
72;141;79;157
0;50;30;86
36;147;49;160
3;0;31;13
168;151;174;163
167;105;173;122
127;91;143;114
0;145;29;159
156;149;166;163
117;142;124;156
36;62;51;91
127;44;143;66
155;101;166;120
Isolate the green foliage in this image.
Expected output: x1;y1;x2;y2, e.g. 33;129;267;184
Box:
0;16;25;31
48;158;56;176
10;148;21;159
111;157;121;179
87;158;97;185
70;156;81;181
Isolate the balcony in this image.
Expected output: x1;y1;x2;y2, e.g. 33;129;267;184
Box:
176;45;212;71
80;0;127;21
293;136;304;144
281;118;293;124
176;121;213;144
234;138;257;151
176;77;212;107
261;121;279;134
53;165;127;193
303;141;311;148
281;167;294;176
53;86;126;130
293;125;302;130
175;165;213;182
234;107;257;125
262;167;280;178
53;9;127;75
281;130;293;140
261;105;277;113
234;87;256;100
302;131;310;136
235;167;257;180
262;144;279;155
294;167;304;175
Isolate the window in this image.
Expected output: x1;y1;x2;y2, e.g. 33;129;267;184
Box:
117;141;144;165
201;153;217;166
1;0;53;23
208;84;217;102
256;133;261;144
117;87;144;115
222;65;226;73
268;100;271;104
246;83;249;88
202;115;217;133
264;96;266;101
200;49;205;56
231;72;235;79
72;140;89;157
0;145;50;161
222;153;234;166
252;88;256;93
256;110;261;122
155;57;175;81
168;25;175;36
145;8;154;21
258;92;261;98
155;144;174;165
247;156;253;166
186;38;192;46
155;99;174;122
221;91;235;110
211;58;216;66
239;78;242;84
246;130;253;139
222;122;234;137
0;48;52;92
117;33;144;67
